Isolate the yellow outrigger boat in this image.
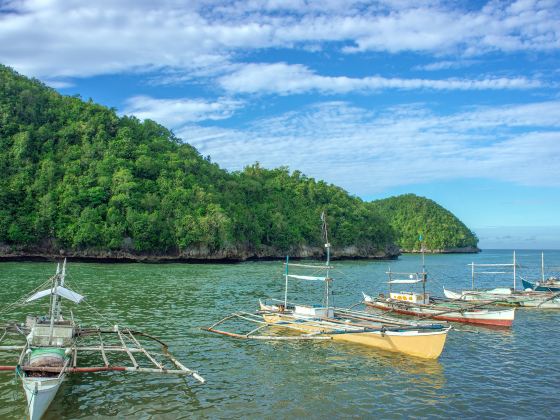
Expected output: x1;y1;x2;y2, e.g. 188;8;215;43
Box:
205;213;450;359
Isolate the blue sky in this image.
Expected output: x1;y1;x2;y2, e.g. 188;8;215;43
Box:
1;0;559;249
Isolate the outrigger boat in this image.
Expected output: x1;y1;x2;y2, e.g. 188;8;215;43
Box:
362;268;515;327
521;252;560;292
205;214;451;360
0;260;204;419
443;252;560;309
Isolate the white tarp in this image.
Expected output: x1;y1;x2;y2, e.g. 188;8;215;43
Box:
26;286;84;304
287;274;326;281
387;279;423;284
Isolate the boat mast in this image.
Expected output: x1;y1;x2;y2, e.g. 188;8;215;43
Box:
322;211;331;308
471;261;475;290
542;252;545;282
420;234;426;298
48;262;63;345
55;259;67;321
284;255;289;308
513;250;517;290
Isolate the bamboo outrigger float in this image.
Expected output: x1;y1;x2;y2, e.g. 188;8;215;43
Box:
0;260;204;419
205;213;451;360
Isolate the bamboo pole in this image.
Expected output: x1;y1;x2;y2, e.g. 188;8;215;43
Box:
127;331;164;370
0;365;197;375
205;313;238;331
69;346;144;353
78;328;169;348
0;345;24;351
245;324;269;337
163;350;205;384
205;328;332;341
98;331;109;367
283;263;333;269
116;327;138;369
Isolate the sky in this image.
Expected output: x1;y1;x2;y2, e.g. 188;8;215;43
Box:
1;0;559;249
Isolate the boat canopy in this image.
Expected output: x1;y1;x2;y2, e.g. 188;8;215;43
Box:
26;286;84;304
286;274;327;282
387;279;424;284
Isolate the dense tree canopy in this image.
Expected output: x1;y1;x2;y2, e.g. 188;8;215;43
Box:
0;65;477;258
368;194;479;251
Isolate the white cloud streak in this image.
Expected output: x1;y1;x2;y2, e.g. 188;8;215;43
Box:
219;62;543;95
175;100;560;195
122;96;243;126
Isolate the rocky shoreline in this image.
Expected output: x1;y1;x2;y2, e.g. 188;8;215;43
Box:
0;243;402;263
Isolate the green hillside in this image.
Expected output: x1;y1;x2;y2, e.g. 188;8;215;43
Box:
0;64;396;259
0;65;477;259
369;194;479;252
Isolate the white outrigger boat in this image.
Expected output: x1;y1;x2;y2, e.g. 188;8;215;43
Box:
0;260;204;419
443;252;560;309
205;213;451;359
362;268;515;327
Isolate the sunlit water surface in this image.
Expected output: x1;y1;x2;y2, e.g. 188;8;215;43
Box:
0;250;559;419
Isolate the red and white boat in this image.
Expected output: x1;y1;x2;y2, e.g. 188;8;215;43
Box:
362;292;515;327
362;267;515;327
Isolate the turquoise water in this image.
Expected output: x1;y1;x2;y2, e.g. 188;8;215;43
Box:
0;249;559;419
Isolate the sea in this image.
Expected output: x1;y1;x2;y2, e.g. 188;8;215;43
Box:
0;249;558;419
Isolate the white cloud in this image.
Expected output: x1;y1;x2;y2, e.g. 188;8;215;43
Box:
177;100;560;195
219;62;544;94
0;0;558;79
43;79;75;89
122;96;243;127
414;60;479;71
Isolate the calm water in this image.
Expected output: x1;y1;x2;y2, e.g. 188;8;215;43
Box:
1;250;559;419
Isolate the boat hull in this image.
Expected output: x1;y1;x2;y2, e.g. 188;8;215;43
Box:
364;299;514;327
521;278;560;292
443;287;560;309
22;374;65;420
262;313;448;359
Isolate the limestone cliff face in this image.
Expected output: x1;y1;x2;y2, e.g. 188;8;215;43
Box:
0;243;400;262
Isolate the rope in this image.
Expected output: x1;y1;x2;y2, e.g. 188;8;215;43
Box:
64;277;119;326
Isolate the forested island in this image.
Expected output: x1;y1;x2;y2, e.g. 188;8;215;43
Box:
0;65;478;262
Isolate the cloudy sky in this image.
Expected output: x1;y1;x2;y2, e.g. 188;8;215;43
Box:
1;0;559;248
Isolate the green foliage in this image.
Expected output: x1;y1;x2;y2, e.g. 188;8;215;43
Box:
368;194;478;251
0;64;399;255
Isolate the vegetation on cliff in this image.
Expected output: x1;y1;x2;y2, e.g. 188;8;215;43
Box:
0;65;396;258
368;194;479;251
0;65;478;258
